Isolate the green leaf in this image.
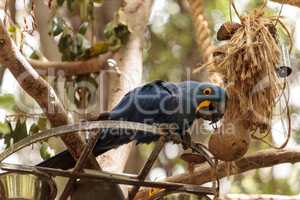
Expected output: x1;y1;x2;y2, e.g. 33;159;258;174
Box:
114;24;130;43
74;34;84;49
12;119;27;142
29;118;47;135
57;0;65;6
58;33;74;61
0;122;11;135
72;34;89;58
29;51;40;60
79;22;89;35
40;142;54;160
108;37;122;51
5;119;27;148
29;123;39;135
7;24;16;33
104;22;129;51
57;28;91;61
37;117;47;130
104;22;129;42
81;41;109;59
103;21;115;38
58;34;73;50
0;94;15;111
51;17;65;36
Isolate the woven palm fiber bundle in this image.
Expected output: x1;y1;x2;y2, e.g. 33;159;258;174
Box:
206;8;291;161
208;9;286;134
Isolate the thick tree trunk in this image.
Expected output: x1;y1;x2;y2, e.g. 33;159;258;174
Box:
98;35;144;172
72;0;154;199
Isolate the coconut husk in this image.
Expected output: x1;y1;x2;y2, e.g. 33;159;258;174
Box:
207;8;290;135
208;120;251;161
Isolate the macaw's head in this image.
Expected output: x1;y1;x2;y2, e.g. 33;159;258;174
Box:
191;82;228;123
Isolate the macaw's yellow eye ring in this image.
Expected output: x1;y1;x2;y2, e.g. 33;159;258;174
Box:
203;88;212;95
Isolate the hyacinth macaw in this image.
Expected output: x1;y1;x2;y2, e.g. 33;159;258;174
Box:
38;80;227;169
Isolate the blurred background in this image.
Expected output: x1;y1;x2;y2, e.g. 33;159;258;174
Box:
0;0;299;197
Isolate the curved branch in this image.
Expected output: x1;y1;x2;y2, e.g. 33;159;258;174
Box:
29;52;113;76
135;148;300;200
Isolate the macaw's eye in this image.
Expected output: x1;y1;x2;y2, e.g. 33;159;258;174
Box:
203;88;212;95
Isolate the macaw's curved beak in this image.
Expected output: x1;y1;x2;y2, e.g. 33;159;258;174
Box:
196;100;212;112
196;99;227;123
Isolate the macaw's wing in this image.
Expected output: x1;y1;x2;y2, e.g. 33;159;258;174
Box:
109;80;180;123
96;80;181;148
37;81;181;170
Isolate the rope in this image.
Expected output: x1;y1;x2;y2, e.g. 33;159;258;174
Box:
187;0;215;64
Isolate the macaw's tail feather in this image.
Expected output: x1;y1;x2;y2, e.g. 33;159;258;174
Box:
37;112;111;170
37;143;112;170
37;150;76;170
37;129;160;170
97;112;111;120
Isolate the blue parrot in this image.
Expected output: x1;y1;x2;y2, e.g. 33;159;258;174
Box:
37;80;227;169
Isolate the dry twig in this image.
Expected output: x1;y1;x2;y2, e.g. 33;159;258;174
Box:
28;52;113;76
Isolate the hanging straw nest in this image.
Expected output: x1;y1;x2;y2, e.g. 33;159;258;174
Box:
192;3;294;161
206;7;291;137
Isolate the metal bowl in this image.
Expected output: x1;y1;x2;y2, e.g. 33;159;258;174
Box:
0;172;57;200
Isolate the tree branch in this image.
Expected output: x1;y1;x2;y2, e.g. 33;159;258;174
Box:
28;52;113;76
135;148;300;200
0;20;99;168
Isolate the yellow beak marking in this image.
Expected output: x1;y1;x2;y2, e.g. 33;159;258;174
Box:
196;100;211;111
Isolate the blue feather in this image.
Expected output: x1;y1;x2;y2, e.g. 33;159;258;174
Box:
37;80;226;169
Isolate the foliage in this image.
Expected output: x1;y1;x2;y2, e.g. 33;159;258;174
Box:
3;118;27;148
0;94;16;111
0;92;51;159
48;1;129;61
